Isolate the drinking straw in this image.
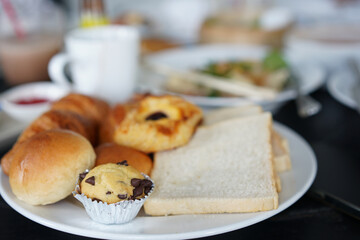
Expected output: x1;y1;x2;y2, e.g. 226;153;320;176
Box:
0;0;26;39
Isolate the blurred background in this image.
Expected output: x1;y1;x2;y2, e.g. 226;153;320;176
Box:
2;2;360;240
0;0;359;86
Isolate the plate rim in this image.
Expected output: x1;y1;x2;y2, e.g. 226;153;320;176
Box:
0;121;317;240
327;71;357;109
0;111;26;147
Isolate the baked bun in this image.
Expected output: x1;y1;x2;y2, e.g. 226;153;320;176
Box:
51;93;110;124
18;110;97;145
1;110;97;176
100;94;203;153
9;129;96;205
199;10;292;47
95;143;153;175
141;38;179;55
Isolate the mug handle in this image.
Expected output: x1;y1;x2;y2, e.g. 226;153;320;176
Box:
48;53;72;89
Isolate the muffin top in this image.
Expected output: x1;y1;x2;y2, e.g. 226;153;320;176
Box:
80;161;152;204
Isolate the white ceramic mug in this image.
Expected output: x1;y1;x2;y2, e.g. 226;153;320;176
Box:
48;26;139;104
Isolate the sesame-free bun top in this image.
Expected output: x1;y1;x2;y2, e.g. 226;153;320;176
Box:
9;129;96;205
95;143;153;175
51;93;110;124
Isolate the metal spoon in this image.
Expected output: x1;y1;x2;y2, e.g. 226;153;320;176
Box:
291;67;322;118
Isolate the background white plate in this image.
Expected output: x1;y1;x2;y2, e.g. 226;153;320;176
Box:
285;24;360;69
0;122;317;240
0;111;26;150
140;44;326;111
327;69;357;109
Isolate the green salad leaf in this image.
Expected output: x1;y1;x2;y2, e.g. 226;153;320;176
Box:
262;50;287;71
200;62;231;78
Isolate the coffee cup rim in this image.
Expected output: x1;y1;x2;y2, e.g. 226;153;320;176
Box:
66;25;139;43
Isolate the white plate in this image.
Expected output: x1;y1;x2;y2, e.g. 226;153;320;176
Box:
0;111;26;148
141;44;326;110
327;69;357;109
0;122;317;240
285;24;360;70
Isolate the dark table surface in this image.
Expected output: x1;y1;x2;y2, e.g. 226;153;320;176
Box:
1;80;360;240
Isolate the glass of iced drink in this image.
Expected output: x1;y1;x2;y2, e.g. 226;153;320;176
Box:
0;0;65;85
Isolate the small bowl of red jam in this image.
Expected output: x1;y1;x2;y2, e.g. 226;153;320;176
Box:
0;82;69;123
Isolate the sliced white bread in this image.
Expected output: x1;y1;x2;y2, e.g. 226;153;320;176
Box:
144;113;279;216
203;104;263;126
272;130;291;172
203;105;291;172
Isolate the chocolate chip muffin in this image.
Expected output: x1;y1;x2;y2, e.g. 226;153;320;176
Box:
73;161;154;224
79;161;153;204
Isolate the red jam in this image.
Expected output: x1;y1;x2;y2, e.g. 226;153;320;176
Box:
13;98;50;105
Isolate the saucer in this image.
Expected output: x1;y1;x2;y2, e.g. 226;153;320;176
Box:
0;82;69;123
327;70;357;109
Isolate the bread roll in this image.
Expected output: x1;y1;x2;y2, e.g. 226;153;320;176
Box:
199;10;292;47
9;129;96;205
1;109;97;176
51;93;110;124
141;38;179;55
95;143;153;175
18;110;97;145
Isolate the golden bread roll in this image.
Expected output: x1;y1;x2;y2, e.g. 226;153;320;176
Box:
1;110;97;176
199;23;289;47
51;93;110;124
198;10;292;47
18;110;97;145
100;94;203;153
0;151;12;177
9;129;96;205
141;38;179;55
95;143;153;175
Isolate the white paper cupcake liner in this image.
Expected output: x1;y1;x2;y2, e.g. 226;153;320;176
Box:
73;173;154;225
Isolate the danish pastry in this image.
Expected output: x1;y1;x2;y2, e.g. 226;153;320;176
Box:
100;94;203;153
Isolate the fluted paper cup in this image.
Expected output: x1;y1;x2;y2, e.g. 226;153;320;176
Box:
73;174;154;224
